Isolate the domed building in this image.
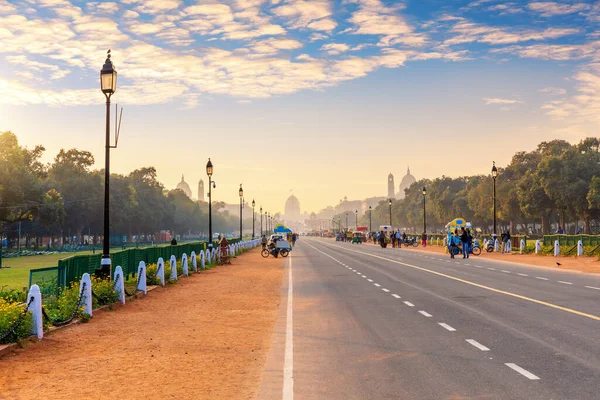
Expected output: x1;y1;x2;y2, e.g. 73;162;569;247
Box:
397;167;416;199
176;175;192;199
285;195;301;221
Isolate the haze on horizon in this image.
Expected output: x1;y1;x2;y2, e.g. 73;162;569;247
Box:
1;0;598;214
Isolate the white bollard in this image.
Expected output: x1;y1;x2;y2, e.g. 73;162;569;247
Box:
212;248;216;260
79;273;93;316
170;255;178;280
27;284;43;339
113;266;126;303
577;240;583;256
436;238;439;246
156;258;165;286
520;239;525;254
535;240;541;254
200;251;205;269
506;240;511;253
205;249;211;264
182;253;189;276
554;240;560;256
191;251;198;272
494;239;499;252
137;261;147;294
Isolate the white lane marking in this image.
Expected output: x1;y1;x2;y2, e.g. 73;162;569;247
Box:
517;273;528;277
404;301;415;307
445;260;451;263
454;262;461;265
464;264;471;266
368;279;373;282
374;283;381;287
283;253;294;400
558;281;573;285
505;363;540;380
466;339;490;351
585;286;600;290
361;275;367;278
474;265;483;268
438;323;456;332
382;288;390;292
501;270;511;273
536;277;549;281
419;311;432;317
392;294;401;299
487;268;496;271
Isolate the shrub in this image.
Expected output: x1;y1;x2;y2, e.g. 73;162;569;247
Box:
0;287;27;303
43;282;86;325
0;298;34;344
146;263;160;285
91;277;119;307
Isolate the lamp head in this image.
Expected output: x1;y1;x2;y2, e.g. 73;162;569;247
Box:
206;158;213;177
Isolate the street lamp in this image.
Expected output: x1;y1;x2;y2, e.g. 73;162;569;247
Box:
268;212;271;233
100;50;117;277
206;158;214;246
345;212;348;232
260;206;263;236
492;161;498;239
388;199;392;227
252;200;255;239
422;187;427;234
369;205;372;233
355;210;358;229
239;184;244;240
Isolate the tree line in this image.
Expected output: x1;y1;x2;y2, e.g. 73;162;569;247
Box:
353;138;600;235
0;131;254;247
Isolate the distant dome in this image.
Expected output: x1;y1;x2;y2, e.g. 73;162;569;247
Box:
176;175;192;199
398;167;416;198
285;195;301;220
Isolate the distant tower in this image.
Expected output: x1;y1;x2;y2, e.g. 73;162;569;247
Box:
388;173;395;198
198;179;204;202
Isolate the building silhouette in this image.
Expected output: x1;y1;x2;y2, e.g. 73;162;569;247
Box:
176;175;192;199
388;173;395;199
397;167;416;199
198;179;204;202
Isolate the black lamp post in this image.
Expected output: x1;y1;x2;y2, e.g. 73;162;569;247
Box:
492;161;498;239
388;199;392;227
260;206;263;236
355;210;358;229
345;213;348;232
422;187;427;234
252;199;255;239
239;184;244;240
268;212;271;233
206;158;214;246
100;50;117;277
265;211;268;235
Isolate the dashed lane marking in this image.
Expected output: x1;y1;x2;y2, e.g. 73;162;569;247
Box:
505;363;540;380
382;288;390;292
585;286;600;290
536;277;549;281
558;281;573;285
392;294;401;299
419;311;432;317
404;301;415;307
517;273;528;277
374;283;381;287
466;339;490;351
438;323;456;332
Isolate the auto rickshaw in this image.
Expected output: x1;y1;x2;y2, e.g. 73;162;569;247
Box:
352;232;363;244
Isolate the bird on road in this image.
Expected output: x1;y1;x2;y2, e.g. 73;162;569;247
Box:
556;262;562;266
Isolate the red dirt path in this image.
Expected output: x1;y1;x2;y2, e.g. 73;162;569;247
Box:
0;249;284;400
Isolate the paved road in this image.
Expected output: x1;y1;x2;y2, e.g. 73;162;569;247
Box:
260;237;600;400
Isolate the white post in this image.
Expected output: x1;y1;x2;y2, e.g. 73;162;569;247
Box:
205;249;211;264
506;240;511;253
28;284;43;339
535;240;541;254
200;251;205;269
182;253;189;276
113;266;125;304
79;273;92;316
156;257;165;286
137;261;147;294
191;251;198;272
170;255;178;280
436;237;439;246
520;239;525;255
212;248;216;260
554;240;560;256
494;239;499;252
577;240;583;256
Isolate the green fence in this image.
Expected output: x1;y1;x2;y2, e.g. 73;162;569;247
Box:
28;238;243;291
542;235;600;246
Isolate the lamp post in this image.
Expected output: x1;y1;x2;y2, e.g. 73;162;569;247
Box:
239;184;244;240
422;187;427;234
355;210;358;229
369;205;372;233
268;212;271;233
492;161;498;239
345;213;348;232
252;199;255;239
260;206;263;236
388;199;392;227
265;211;268;235
100;50;117;277
206;158;214;246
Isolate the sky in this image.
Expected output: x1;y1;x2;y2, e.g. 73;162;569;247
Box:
1;0;599;215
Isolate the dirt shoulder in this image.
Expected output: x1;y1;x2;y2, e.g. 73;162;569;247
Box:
359;239;600;274
0;248;284;400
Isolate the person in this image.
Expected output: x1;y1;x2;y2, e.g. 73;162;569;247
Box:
391;231;396;248
402;232;407;244
421;231;427;247
261;234;268;250
219;235;230;262
170;237;177;246
448;232;458;258
466;228;473;255
379;231;386;248
396;231;402;248
460;228;469;259
292;233;297;246
269;237;280;258
375;231;380;244
503;230;511;253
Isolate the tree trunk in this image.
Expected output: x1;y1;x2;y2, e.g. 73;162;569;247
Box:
585;216;591;234
541;214;550;234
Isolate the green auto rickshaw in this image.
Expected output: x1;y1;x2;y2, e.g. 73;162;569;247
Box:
352;232;363;244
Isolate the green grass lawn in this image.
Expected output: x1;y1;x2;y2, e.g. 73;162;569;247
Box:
0;249;115;290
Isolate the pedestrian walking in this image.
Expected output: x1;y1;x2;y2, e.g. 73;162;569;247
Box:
421;231;427;247
460;228;469;259
396;231;402;248
261;234;268;250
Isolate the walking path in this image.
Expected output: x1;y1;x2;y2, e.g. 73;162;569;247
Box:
0;249;284;400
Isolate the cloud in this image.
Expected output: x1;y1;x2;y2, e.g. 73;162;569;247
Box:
528;2;590;17
307;18;337;32
491;42;599;60
483;97;523;105
320;43;350;55
445;20;579;45
272;0;333;30
251;38;303;54
124;0;182;14
540;87;567;95
488;3;524;15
